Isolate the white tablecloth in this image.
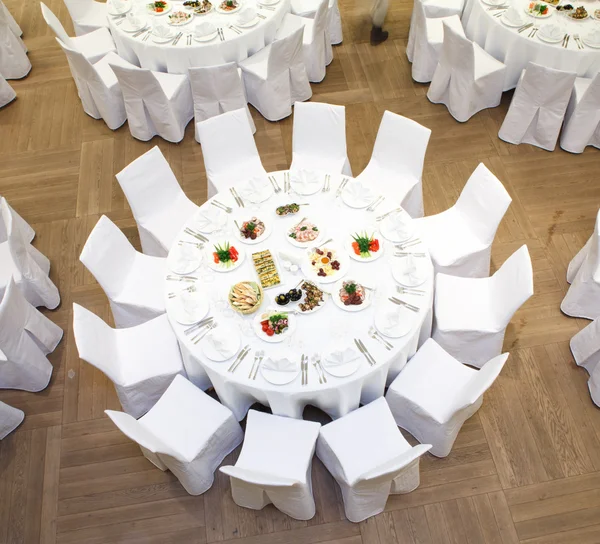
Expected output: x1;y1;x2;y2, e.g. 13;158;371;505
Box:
165;170;434;421
462;0;600;89
108;0;290;73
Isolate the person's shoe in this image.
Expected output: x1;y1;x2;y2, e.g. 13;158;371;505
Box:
370;26;388;45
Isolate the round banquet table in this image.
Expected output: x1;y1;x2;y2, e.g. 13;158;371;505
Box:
462;0;600;89
107;0;290;73
164;170;435;422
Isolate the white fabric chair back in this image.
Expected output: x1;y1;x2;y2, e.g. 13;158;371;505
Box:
0;197;34;243
40;3;72;46
454;163;512;246
357;443;431;487
312;0;329;40
268;26;304;77
0;400;24;439
0;71;15;107
0;0;22;38
560;74;600;153
0;6;31;79
79;215;136;300
62;0;95;23
440;19;474;81
0;199;37;281
454;352;508;412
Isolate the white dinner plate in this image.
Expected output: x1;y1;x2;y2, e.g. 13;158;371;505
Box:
379;211;415;243
301;245;349;284
322;351;361;377
200;329;241;361
286;218;324;248
537;30;563;43
239;179;273;204
108;3;131;16
167;247;202;274
147;2;172;15
346;231;384;262
374;304;415;338
152;32;176;42
582;36;600;48
233;216;272;245
253;310;296;343
167;13;195;25
501;15;528;26
206;240;245;272
341;182;376;209
194;207;227;233
194;30;218;41
120;20;148;32
331;279;373;312
289;174;324;195
216;1;243;13
392;258;428;287
169;291;209;325
593;9;600;21
237;16;259;26
261;359;300;385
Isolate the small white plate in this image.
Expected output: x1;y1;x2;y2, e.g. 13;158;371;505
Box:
201;329;241;361
194;207;227;233
239;179;273;204
322;352;361;377
380;212;414;243
592;9;600;21
234;216;272;245
253;310;295;343
108;3;132;16
168;248;202;275
216;1;242;13
286;218;323;248
374;305;415;338
152;32;176;42
341;182;376;209
147;2;172;15
346;231;384;262
289;175;323;195
194;30;218;41
301;246;349;284
167;13;195;25
537;30;563;43
237;16;259;26
120;20;148;32
169;292;209;325
501;15;528;26
206;240;245;272
261;359;300;385
392;260;428;288
331;279;373;312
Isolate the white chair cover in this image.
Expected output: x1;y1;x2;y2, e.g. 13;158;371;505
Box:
433;245;533;368
73;304;186;418
561;209;600;320
316;397;432;522
0;400;24;439
386;339;508;457
499;63;576;151
239;27;311;122
106;375;243;495
0;5;30;80
0;278;63;392
220;410;321;520
290;101;352;176
291;0;343;45
427;20;505;122
79;215;166;328
41;3;115;64
0;197;35;243
0;0;22;37
0;71;15;107
570;318;600;407
115;146;199;257
560;74;600;154
189;63;255;142
196;108;267;198
356;110;431;218
0;198;60;309
109;62;194;143
62;0;108;35
415;163;512;277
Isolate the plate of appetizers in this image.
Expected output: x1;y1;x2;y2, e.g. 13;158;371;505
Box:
167;9;194;24
234;216;271;245
252;249;281;289
228;281;263;315
260;356;300;385
593;8;600;21
275;202;307;217
207;240;244;271
347;230;384;262
216;0;242;13
332;279;372;312
567;5;588;19
201;327;241;361
183;0;213;14
169;289;209;325
301;245;348;284
287;217;323;248
253;309;295;343
322;347;361;377
525;2;553;18
379;210;414;243
274;280;328;314
147;1;171;14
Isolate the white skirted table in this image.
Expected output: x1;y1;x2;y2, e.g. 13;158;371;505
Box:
164;170;434;421
462;0;600;89
108;0;290;73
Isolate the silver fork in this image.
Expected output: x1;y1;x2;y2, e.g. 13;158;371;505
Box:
397;286;425;296
368;326;393;350
388;297;420;312
396;239;421;250
268;175;281;193
322;174;330;192
211;200;233;213
184;228;209;242
367;196;385;212
316;356;327;383
376;208;403;221
574;34;584;49
230;187;243;207
528;26;538;38
248;350;264;379
336;178;349;197
193;322;217;344
184;316;213;335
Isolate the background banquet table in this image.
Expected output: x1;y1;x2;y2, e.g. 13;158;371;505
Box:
462;0;600;89
108;0;290;73
164;170;434;421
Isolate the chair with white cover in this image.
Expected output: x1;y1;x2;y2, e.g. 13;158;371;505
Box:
415;163;512;277
356;111;431;218
73;304;185;418
560;73;600;154
41;3;115;64
427;20;505;122
290;101;352;175
115;146;199;257
276;0;332;83
561;209;600;320
109;62;194;143
106;375;243;495
0;0;22;37
0;198;60;309
499;63;576;151
0;72;15;107
62;0;108;35
0;401;24;439
316;397;432;522
188;63;255;142
239;27;311;122
196;108;267;198
0;5;30;79
79;215;166;328
220;410;321;520
433;245;533;368
56;38;128;130
386;339;508;457
291;0;343;45
570;318;600;407
0;197;35;243
0;278;63;392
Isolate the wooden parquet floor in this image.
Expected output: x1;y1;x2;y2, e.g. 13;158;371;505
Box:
2;0;600;542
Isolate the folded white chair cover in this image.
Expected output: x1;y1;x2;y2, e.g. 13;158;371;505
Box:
41;3;115;64
0;5;30;80
79;215;166;328
291;0;343;45
290;101;352;176
0;71;15;107
276;0;332;83
386;339;508;457
73;304;186;418
561;209;600;320
433;245;533;368
239;27;311;122
427;20;506;122
0;198;60;309
115;147;199;257
570;318;600;407
57;39;128;130
560;74;600;154
316;397;432;522
499;63;576;151
220;410;321;520
196;108;267;198
356;111;431;218
189;63;255;143
0;0;22;37
0;400;24;439
106;375;243;495
0;278;63;392
109;62;194;143
415;163;512;277
62;0;108;35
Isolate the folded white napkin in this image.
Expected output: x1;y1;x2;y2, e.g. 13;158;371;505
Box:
181;290;202;316
385;212;411;239
504;3;525;24
113;0;126;12
401;253;424;283
195;207;223;231
290;169;320;191
262;357;298;373
539;23;561;39
126;11;144;27
344;182;374;205
237;7;256;23
381;308;402;334
153;21;172;37
205;329;231;355
324;348;359;367
174;244;199;265
195;21;216;37
585;28;600;44
240;175;270;201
